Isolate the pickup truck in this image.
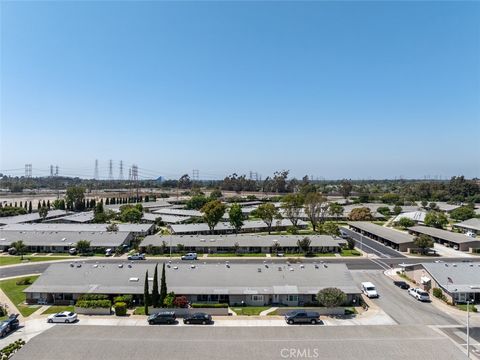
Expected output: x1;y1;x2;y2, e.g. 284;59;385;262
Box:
285;310;320;325
408;288;430;302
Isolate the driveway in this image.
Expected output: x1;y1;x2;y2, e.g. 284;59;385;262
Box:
351;270;458;325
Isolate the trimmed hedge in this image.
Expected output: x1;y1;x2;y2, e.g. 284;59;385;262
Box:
75;299;112;309
113;295;133;307
191;303;228;308
432;287;447;301
78;294;109;301
114;302;127;316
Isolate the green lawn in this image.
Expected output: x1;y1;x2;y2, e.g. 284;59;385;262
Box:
133;307;146;315
41;305;75;315
0;276;40;317
0;256;71;266
455;304;478;312
207;253;266;257
231;306;271;316
341;249;361;257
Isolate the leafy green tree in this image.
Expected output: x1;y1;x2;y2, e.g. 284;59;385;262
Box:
328;202;344;220
65;186;86;211
76;240;91;254
254;203;279;234
93;202;108;223
381;193;400;204
392;205;402;215
339;180;353;199
160;263;167;305
233;242;240;254
424;211;448;229
377;206;391;217
144;270;150;315
106;223;119;232
348;207;373;221
396;217;415;229
281;193;304;228
321;222;340;236
38;206;48;220
228;203;244;233
209;189;223;200
151;264;160;307
271;241;280;255
163;292;175;308
201;200;226;233
10;240;27;260
317;288;347;307
185;195;209;210
414;234;434;255
297;237;311;255
304;192;328;232
449;206;475;221
119;205;143;223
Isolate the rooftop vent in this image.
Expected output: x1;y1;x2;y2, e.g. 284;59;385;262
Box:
70;263;74;267
173;266;178;270
257;268;262;272
314;264;319;269
129;277;139;282
128;264;132;268
323;264;328;268
300;265;305;269
191;265;196;269
278;267;282;271
61;238;66;242
289;267;294;272
226;264;230;268
76;264;81;268
265;264;269;269
167;264;171;268
93;264;98;268
118;264;123;268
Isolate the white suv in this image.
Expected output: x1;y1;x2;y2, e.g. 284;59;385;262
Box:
408;288;430;302
361;282;379;298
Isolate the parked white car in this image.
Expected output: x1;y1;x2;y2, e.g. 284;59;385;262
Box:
47;311;78;323
361;282;379;298
181;253;197;260
408;288;430;302
127;253;145;260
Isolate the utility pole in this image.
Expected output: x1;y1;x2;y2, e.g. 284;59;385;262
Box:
108;160;113;180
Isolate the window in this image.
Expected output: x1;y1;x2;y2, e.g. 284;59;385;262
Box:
252;295;264;302
287;295;298;302
210;295;218;302
197;295;208;302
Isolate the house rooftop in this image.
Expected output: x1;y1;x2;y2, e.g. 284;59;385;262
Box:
0;210;68;225
408;226;480;244
0;223;153;233
347;221;415;244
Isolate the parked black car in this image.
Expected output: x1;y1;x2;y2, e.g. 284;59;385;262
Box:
285;311;320;325
147;312;176;325
183;312;213;325
0;314;19;338
393;281;410;290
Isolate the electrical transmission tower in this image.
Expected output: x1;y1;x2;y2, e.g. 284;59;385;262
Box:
131;164;139;200
94;159;99;180
25;164;32;178
55;165;59;177
108;160;113;180
192;169;199;181
50;165;54;177
119;160;124;180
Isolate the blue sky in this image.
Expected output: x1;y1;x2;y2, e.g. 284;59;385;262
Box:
1;1;479;180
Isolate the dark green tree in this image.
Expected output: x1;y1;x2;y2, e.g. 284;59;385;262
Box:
228;203;244;233
144;270;150;315
151;264;160;307
160;263;167;305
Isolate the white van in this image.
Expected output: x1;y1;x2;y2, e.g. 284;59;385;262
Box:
361;282;379;298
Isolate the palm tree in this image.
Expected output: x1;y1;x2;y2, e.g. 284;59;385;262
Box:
11;241;27;260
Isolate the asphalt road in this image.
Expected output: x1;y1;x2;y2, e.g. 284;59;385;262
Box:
12;324;468;360
341;227;406;258
351;270;458;325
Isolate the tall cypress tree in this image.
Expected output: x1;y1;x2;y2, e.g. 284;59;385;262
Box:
28;201;32;213
144;270;150;315
160;263;167;305
151;264;160;307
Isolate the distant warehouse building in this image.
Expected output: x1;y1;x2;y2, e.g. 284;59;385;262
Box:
347;221;415;252
402;262;480;304
24;262;361;307
408;226;480;252
141;234;346;254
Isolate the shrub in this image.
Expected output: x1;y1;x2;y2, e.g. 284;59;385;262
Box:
173;296;189;308
317;287;347;307
75;299;111;309
0;305;6;317
432;288;445;300
191;303;228;308
15;278;32;286
114;302;127;316
113;295;133;307
78;294;109;301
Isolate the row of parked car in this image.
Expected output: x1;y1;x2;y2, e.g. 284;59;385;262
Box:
361;280;430;302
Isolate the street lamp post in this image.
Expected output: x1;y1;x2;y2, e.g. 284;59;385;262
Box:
467;299;470;359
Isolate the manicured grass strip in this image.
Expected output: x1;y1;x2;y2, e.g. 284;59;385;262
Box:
456;304;478;312
0;256;71;266
133;307;146;315
41;305;75;315
231;306;271;316
341;249;361;257
0;276;40;317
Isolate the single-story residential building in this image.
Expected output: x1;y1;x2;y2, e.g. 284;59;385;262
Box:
0;223;155;236
393;211;427;225
168;219;308;235
402;262;480;304
347;221;415;252
141;234;346;254
0;230;132;253
153;208;203;217
45;211;94;223
0;210;69;225
453;218;480;235
142;213;191;224
408;226;480;252
24;262;361;306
